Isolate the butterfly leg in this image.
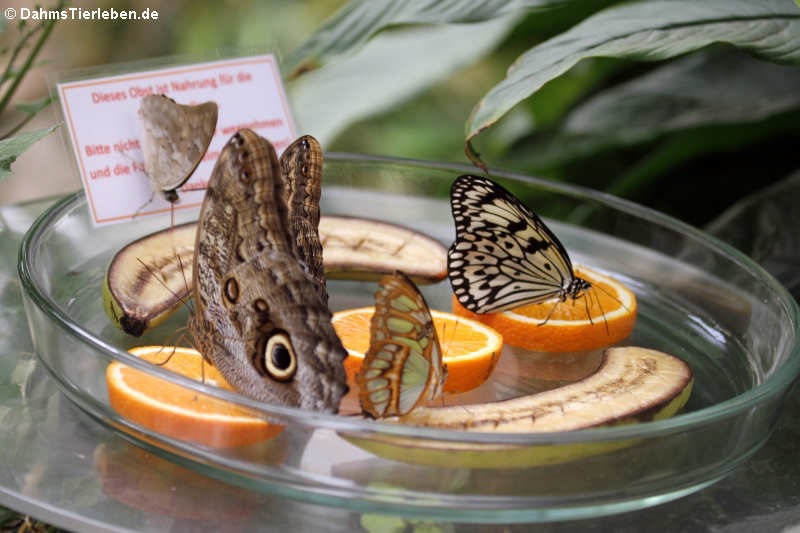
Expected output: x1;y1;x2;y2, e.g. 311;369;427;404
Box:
582;293;594;326
175;253;195;315
152;345;178;367
592;287;610;335
131;187;157;220
538;299;561;327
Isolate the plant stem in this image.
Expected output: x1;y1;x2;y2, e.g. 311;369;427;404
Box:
0;2;63;121
0;108;39;139
0;24;43;90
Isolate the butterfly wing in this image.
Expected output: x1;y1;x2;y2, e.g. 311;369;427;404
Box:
140;94;218;194
191;129;348;413
279;135;325;292
448;175;577;314
357;272;445;418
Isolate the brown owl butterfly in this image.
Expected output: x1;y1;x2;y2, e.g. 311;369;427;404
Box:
189;129;348;413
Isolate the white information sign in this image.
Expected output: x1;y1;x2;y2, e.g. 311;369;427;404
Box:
57;54;296;226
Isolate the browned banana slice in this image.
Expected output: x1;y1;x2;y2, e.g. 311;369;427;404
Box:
103;216;447;336
102;222;195;336
342;347;693;468
319;215;447;283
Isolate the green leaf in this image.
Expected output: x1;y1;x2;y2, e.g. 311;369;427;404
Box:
290;16;516;145
564;49;800;138
286;0;567;76
0;124;59;181
482;57;625;154
503;49;800;171
466;0;800;164
14;95;52;116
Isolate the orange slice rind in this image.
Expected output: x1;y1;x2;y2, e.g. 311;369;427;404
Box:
452;265;637;353
106;346;284;448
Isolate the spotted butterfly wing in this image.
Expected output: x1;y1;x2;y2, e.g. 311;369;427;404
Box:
448;175;590;314
356;271;446;418
190;129;348;413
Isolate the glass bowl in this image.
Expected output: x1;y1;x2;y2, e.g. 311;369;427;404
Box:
18;153;800;523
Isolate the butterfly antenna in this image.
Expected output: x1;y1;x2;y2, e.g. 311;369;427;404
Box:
592;281;631;312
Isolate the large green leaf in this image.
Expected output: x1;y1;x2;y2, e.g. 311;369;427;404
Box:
290;16;516;145
285;0;570;76
0;125;58;182
564;49;800;138
503;48;800;172
467;0;800;166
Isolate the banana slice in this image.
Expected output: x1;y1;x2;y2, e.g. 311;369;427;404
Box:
342;347;693;468
103;222;195;337
319;215;447;283
103;217;447;336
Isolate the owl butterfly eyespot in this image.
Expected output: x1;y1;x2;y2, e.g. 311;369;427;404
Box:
259;332;297;382
447;175;598;323
356;271;447;418
189;129;348;413
140;94;218;203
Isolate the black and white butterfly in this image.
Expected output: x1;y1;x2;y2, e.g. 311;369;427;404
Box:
447;175;591;315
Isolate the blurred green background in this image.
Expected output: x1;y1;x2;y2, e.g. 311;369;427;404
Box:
1;0;799;228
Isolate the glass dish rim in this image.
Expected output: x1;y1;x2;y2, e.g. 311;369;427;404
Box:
17;152;800;446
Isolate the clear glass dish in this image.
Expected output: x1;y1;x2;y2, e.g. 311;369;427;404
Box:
18;153;800;523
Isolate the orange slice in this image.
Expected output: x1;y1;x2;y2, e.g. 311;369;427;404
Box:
332;307;503;395
452;266;637;353
106;346;283;448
